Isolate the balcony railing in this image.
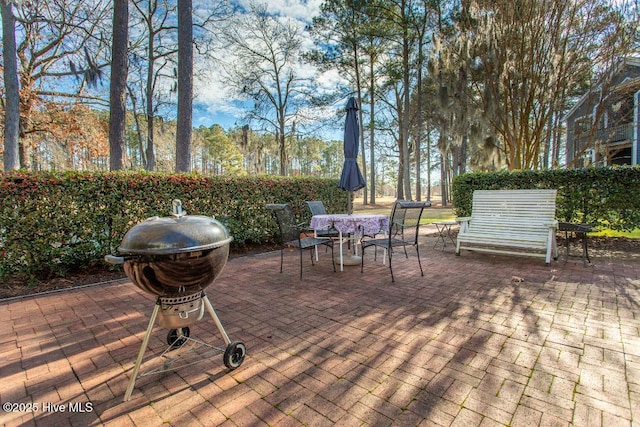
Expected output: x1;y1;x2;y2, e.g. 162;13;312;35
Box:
575;122;634;147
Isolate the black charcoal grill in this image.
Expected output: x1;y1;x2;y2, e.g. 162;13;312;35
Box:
106;200;246;401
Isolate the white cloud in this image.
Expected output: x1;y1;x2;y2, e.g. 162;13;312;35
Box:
234;0;322;22
192;63;247;128
315;69;344;94
194;73;233;112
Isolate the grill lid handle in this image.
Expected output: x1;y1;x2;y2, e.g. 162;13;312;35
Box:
172;199;187;218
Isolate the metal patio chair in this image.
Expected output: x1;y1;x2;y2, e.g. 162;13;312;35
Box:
305;201;340;239
360;200;431;282
266;203;336;279
305;200;345;260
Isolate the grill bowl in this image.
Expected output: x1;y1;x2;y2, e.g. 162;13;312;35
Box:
122;246;230;297
107;202;232;298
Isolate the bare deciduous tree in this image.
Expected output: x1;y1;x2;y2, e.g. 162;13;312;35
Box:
4;0;111;169
220;2;308;176
129;0;178;171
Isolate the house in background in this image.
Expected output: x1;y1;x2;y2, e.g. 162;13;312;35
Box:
565;56;640;168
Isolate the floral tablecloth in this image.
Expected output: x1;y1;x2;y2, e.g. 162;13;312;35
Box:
310;214;389;236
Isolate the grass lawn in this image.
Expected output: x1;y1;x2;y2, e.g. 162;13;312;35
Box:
591;228;640;239
353;196;455;223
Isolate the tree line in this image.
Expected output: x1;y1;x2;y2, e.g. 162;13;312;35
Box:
1;0;638;203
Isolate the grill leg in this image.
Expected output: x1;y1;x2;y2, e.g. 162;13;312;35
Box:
124;302;160;401
202;295;231;346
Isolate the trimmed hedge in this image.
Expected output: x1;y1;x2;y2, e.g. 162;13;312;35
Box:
0;171;345;281
451;166;640;231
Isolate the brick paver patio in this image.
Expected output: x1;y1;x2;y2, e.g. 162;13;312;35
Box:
1;232;639;426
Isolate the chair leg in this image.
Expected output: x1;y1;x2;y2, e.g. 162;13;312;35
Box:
388;249;394;283
330;244;336;272
299;247;304;279
402;230;408;258
280;248;284;273
583;233;591;265
415;244;424;276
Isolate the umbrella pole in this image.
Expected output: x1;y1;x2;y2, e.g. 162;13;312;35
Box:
338;190;362;266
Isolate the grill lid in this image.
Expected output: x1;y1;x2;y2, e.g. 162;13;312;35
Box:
118;200;233;255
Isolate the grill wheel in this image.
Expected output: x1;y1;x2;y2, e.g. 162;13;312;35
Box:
167;327;190;349
223;341;246;369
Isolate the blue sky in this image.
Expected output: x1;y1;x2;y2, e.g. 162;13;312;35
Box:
190;0;347;140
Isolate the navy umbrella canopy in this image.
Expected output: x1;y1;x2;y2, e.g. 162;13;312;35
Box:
339;97;365;213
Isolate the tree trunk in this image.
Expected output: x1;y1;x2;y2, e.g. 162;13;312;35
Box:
440;152;448;206
457;135;467;175
426;126;432;201
145;17;156;171
401;6;412;201
415;127;421;201
108;0;128;171
358;95;368;205
551;112;562;168
127;86;146;168
396;88;405;200
415;16;426;202
369;58;376;204
176;0;193;173
351;41;367;205
396;158;404;200
278;129;286;175
2;1;20;171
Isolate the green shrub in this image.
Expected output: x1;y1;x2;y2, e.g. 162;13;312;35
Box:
451;166;640;231
0;171;344;281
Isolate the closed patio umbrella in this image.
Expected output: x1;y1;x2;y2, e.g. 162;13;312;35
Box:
339;96;365;214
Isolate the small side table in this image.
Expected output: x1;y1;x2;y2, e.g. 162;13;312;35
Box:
433;220;458;251
558;222;593;266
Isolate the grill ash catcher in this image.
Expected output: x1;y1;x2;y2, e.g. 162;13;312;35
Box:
105;200;246;401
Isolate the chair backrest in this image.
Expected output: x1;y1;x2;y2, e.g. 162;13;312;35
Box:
469;189;557;237
266;203;300;243
305;201;328;216
390;204;408;236
389;200;431;244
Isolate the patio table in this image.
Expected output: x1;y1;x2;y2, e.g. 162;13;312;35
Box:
432;220;458;251
558;222;593;266
311;213;389;271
